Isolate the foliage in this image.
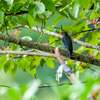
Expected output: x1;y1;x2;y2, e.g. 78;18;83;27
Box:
0;0;100;100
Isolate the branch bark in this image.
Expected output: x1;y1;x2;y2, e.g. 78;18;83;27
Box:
0;33;100;66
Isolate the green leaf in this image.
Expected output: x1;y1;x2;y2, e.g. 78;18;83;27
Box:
10;3;23;13
8;22;15;29
43;11;52;18
18;59;30;71
10;16;18;26
93;49;98;56
95;2;100;12
0;0;8;9
30;67;36;77
59;11;68;18
66;9;77;21
87;48;98;57
18;16;28;25
49;36;58;46
21;85;28;95
28;1;45;18
28;3;37;18
27;14;35;29
35;15;42;24
46;57;55;69
63;25;73;33
96;53;100;59
40;58;46;68
75;62;84;74
90;12;100;20
0;10;4;22
11;43;20;51
8;88;20;100
35;1;45;14
53;16;65;26
72;0;79;18
30;56;41;70
4;59;12;73
76;46;87;54
85;32;98;45
9;62;17;78
72;21;87;33
0;55;7;70
66;0;72;4
78;0;92;9
41;0;55;12
7;0;13;5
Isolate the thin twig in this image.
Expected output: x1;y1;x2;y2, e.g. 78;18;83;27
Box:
0;50;57;58
5;11;28;16
87;66;96;71
70;27;100;36
37;19;44;43
0;80;87;88
49;39;60;45
56;5;62;9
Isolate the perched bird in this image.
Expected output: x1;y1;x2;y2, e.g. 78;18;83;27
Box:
61;31;73;58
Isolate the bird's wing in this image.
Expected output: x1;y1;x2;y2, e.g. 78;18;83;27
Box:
62;38;73;53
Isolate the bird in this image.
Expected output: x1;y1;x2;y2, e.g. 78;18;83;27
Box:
61;31;73;58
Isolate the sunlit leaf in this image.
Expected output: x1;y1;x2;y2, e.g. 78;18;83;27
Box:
30;67;36;77
9;62;17;78
46;57;55;69
76;46;87;54
11;43;20;51
90;12;100;20
0;55;7;70
49;36;58;46
27;14;35;29
18;59;30;71
72;0;79;18
30;56;41;70
4;59;12;73
41;0;55;12
85;32;98;45
78;0;92;9
66;9;77;21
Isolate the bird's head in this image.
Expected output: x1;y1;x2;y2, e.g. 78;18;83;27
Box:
61;31;69;37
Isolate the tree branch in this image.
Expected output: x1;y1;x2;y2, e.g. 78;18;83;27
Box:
0;33;100;66
70;27;100;36
23;26;100;50
0;50;57;58
72;38;100;50
55;47;81;84
5;11;28;16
